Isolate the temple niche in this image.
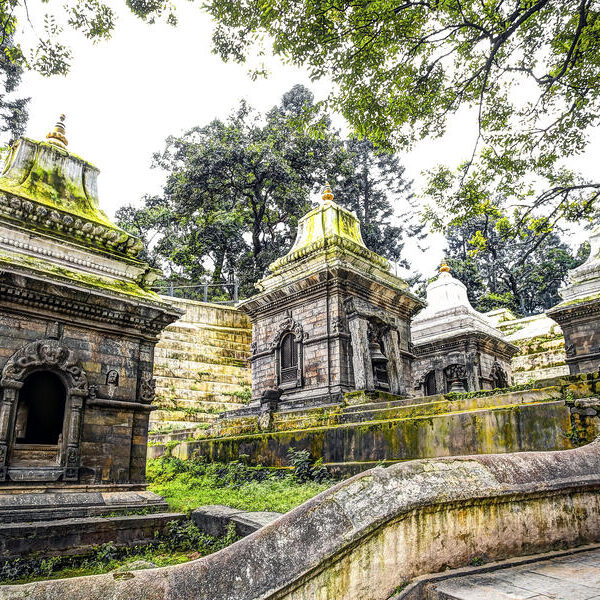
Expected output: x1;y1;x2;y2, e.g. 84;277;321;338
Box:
412;263;518;396
0;117;180;511
238;184;424;411
548;228;600;374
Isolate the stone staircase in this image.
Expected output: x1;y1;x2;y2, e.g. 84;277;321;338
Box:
150;297;252;432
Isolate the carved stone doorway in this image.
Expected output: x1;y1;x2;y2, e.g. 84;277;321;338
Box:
0;339;88;482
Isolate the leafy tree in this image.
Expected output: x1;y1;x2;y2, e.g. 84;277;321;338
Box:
445;217;590;316
118;85;339;297
205;1;600;239
332;138;423;265
0;34;28;144
0;0;173;77
118;86;420;298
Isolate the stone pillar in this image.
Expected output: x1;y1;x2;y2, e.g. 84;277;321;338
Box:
348;317;375;391
382;328;405;395
64;395;84;481
433;359;445;395
466;341;480;391
129;410;150;483
0;386;17;480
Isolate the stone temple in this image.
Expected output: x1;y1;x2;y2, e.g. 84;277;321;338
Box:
548;226;600;374
0;117;181;520
412;262;518;395
238;184;424;412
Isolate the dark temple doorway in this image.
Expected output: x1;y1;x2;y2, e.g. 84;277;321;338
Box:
16;371;66;445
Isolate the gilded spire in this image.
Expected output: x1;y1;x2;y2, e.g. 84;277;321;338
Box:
321;182;334;203
440;260;451;273
46;114;68;149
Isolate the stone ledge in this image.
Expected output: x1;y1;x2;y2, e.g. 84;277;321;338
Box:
191;505;282;538
0;512;185;560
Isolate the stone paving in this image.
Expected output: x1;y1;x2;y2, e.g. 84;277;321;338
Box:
430;549;600;599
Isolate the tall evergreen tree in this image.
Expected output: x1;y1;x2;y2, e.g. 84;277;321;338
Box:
445;217;589;316
117;86;420;299
333;138;423;266
117;85;340;297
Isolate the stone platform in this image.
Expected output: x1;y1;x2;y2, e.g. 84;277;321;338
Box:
149;373;600;473
0;512;186;560
0;484;184;559
425;547;600;599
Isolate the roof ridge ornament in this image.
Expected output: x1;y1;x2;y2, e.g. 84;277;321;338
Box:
46;114;68;149
440;260;451;273
321;182;334;203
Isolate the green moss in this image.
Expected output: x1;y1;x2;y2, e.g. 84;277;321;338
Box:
0;250;163;301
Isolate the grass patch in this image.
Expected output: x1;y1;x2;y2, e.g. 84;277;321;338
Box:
146;456;334;514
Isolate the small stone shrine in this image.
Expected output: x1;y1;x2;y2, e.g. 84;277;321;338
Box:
548;227;600;374
412;263;518;395
238;184;424;411
0;117;181;518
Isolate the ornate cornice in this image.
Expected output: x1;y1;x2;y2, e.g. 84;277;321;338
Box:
413;331;518;360
0;274;181;337
0;191;142;259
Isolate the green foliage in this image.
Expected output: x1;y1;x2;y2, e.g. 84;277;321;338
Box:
116;86;418;297
0;0;175;78
0;31;28;145
0;519;235;584
146;456;333;513
333;138;424;265
286;447;330;484
224;382;252;404
445;216;589;315
206;1;600;238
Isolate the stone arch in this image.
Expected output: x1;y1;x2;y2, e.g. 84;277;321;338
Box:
269;316;307;351
1;339;88;394
0;339;88;482
271;317;305;390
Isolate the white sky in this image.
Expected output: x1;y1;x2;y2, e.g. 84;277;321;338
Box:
14;1;600;281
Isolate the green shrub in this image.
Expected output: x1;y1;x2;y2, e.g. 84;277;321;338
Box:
146;456;334;513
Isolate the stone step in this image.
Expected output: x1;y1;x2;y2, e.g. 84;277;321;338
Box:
156;334;250;354
342;389;564;426
343;394;439;413
154;364;249;384
163;322;251;337
155;375;248;391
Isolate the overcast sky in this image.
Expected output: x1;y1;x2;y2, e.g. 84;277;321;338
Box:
14;1;599;280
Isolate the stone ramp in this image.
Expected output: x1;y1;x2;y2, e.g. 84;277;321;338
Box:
428;548;600;599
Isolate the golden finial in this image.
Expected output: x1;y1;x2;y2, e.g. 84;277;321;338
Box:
321;182;334;203
440;260;451;273
46;114;68;149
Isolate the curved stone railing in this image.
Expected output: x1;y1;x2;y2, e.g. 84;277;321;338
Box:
4;440;600;600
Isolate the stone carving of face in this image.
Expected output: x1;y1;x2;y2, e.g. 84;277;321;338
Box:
106;370;119;386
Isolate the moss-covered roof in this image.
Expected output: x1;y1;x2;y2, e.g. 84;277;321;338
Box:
0;249;164;303
0;138;118;228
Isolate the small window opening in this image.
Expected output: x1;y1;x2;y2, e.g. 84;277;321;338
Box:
280;333;298;384
425;370;437;396
15;371;66;445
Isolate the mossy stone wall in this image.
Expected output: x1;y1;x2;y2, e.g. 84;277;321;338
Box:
151;298;251;430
